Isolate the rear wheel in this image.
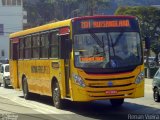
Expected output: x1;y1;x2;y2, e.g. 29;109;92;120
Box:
22;77;31;100
52;82;64;109
110;98;124;107
3;79;8;88
153;88;160;102
0;83;1;87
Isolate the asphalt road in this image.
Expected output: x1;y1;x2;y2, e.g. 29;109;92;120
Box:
0;78;159;120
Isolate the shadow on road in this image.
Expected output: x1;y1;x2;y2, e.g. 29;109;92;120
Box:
18;94;160;120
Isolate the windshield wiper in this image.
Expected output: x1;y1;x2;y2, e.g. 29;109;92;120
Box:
88;30;104;48
107;33;116;57
88;30;106;57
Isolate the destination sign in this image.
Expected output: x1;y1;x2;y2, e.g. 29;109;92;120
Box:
80;56;104;62
81;20;130;29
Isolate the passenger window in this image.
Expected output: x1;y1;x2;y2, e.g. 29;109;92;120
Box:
49;31;59;58
32;35;40;58
24;36;32;59
40;33;49;58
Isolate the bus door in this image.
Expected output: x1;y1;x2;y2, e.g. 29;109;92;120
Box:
59;33;71;97
10;39;19;88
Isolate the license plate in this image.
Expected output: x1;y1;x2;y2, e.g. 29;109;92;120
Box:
105;90;118;94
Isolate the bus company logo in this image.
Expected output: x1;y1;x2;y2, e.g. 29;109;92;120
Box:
108;81;113;86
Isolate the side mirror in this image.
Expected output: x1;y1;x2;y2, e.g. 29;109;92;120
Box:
145;36;150;49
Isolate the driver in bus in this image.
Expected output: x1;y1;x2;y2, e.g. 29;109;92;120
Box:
111;37;138;67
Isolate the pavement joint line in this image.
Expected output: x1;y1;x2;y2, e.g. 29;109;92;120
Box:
11;98;61;114
0;91;74;115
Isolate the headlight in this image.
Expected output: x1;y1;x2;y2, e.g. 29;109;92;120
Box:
73;74;85;87
135;71;144;84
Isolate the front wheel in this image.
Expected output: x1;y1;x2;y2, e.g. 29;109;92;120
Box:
110;98;124;107
52;82;64;109
22;77;31;100
153;88;160;102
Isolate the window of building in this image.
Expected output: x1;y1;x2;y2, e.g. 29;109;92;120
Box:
1;50;5;57
50;31;59;58
2;0;6;5
6;0;12;5
32;35;40;58
17;0;21;5
12;0;16;5
2;0;22;6
0;24;4;35
40;33;49;58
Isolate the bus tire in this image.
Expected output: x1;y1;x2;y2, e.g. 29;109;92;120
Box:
3;79;8;88
153;88;160;102
110;98;124;107
0;83;1;87
22;77;31;100
52;82;64;109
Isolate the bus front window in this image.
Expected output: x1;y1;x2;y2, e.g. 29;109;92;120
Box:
73;32;142;68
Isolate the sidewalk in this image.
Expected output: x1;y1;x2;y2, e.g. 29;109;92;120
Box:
145;78;153;85
144;78;153;93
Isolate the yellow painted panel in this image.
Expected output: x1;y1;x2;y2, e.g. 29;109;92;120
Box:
9;60;19;89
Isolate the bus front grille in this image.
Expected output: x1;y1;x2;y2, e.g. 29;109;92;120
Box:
84;76;136;98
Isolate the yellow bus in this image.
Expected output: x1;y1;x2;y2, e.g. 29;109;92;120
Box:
9;15;144;109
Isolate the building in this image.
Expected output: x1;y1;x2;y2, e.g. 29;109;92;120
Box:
0;0;24;62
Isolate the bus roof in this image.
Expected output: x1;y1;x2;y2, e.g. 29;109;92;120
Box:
10;15;136;38
10;19;71;38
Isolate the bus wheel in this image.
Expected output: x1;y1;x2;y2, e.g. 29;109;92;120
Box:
153;88;160;102
22;77;31;100
110;98;124;107
52;82;64;109
3;79;8;88
0;83;1;87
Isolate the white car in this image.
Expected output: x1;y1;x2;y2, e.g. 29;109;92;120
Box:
0;64;10;88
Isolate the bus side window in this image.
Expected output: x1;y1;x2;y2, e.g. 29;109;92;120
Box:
49;31;59;58
40;33;49;58
24;36;31;59
10;38;19;60
32;35;40;58
19;38;24;59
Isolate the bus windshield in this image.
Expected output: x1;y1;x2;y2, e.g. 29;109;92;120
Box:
74;32;142;68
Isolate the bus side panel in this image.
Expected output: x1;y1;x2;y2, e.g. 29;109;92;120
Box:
9;60;19;89
18;60;24;90
35;59;51;96
18;60;42;94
